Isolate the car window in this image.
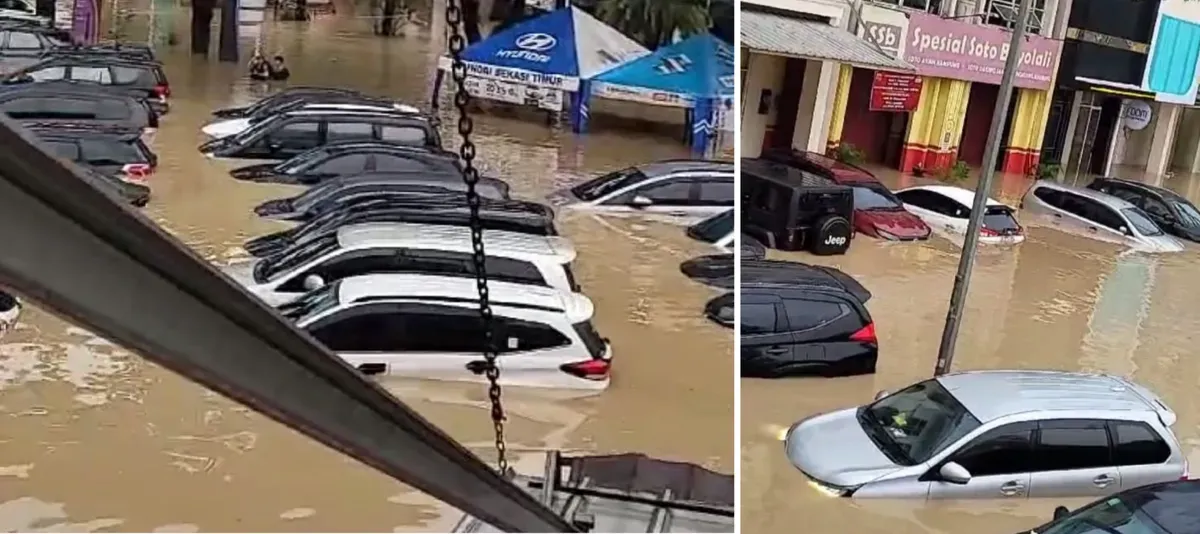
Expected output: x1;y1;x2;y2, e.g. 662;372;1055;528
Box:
852;184;902;210
500;318;571;351
781;299;844;331
951;422;1035;476
280;250;396;291
42;139;80;160
70;66;112;83
327;122;375;143
287;248;545;289
1033;186;1065;208
1110;421;1171;466
571;166;648;201
1122;208;1164;236
614;178;693;205
1036;420;1112;472
1169;198;1200;227
689;211;733;244
862;379;982;465
695;176;733;205
79;139;146;164
27;66;65;81
266;121;321;145
380;125;428;145
311;154;370;174
111;66;146;85
741;302;777;334
1060;193;1126;231
983;207;1021;233
372;153;436;172
1140;196;1170;217
309;302;564;353
7;31;41;49
1040;496;1171;534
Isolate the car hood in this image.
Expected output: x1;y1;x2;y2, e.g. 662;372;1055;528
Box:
1133;235;1186;253
202;118;252;138
546;188;581;208
858;209;931;238
784;408;903;488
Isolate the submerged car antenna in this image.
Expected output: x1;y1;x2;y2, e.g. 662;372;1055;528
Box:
444;0;511;476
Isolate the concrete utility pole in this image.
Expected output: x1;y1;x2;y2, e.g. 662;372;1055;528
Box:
933;0;1032;376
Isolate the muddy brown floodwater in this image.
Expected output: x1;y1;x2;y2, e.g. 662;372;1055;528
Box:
0;11;732;532
742;165;1200;533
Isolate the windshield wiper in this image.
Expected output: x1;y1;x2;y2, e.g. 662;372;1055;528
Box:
857;408;912;465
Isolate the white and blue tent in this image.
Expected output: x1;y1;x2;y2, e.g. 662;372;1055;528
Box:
436;6;648;117
582;33;735;155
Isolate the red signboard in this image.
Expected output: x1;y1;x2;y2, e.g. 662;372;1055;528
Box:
870;72;923;112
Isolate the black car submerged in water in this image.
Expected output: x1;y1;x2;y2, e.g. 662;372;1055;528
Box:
228;141;462;184
200;111;442;160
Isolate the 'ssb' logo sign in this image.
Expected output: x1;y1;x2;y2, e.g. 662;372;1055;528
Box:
863;22;903;58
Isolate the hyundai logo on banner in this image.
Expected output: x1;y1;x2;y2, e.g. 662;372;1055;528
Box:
656;54;693;75
496;32;557;62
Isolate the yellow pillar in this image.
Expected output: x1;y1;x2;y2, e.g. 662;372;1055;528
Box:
901;78;970;173
825;65;854;155
1001;88;1052;176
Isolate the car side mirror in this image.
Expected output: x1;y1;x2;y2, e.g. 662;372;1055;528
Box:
1119;226;1130;235
302;274;326;291
873;390;890;401
938;462;971;484
1053;505;1070;521
630;195;653;208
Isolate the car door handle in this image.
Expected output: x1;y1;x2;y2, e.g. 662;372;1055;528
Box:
764;347;789;355
465;360;491;375
999;481;1026;496
1093;474;1116;487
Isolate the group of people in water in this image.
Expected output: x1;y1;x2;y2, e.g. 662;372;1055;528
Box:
248;54;291;81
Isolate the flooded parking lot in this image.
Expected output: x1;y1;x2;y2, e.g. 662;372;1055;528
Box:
0;12;731;532
742;166;1200;533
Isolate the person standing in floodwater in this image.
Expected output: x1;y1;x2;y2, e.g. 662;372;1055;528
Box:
248;54;270;81
268;56;290;81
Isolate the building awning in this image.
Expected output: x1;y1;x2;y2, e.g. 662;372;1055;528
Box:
741;11;915;73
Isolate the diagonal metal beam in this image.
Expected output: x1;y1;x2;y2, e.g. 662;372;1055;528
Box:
0;116;575;533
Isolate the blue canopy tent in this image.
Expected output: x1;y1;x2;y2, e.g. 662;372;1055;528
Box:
434;6;648;120
583;34;735;156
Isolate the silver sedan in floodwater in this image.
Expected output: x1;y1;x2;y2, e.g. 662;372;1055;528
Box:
1021;180;1184;253
546;159;733;219
784;370;1187;500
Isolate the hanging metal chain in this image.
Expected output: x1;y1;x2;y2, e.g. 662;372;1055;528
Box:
444;0;508;474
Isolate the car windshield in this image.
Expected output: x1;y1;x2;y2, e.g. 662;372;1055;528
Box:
689;210;733;243
254;234;338;283
1170;199;1200;228
859;379;981;465
852;184;903;210
277;148;329;173
1122;208;1164;236
277;282;341;322
983;206;1021;232
231;114;280;143
1039;496;1170;534
571;166;648;201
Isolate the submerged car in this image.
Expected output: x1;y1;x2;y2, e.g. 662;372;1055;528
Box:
1020;479;1200;534
243;198;559;258
199;110;441;160
0;86;156;130
223;222;581;307
28;123;156;182
1021;180;1184;253
284;273;612;390
687;209;735;253
1088;176;1200;243
75;162;151;206
895;185;1024;245
704;292;733;328
203;100;425;139
680;254;733;290
210;86;366;119
785;370;1186;499
0;21;66;75
253;173;511;221
741;157;854;255
547;159;734;219
741;259;876;378
228;141;461;184
3;55;170;114
762;149;931;241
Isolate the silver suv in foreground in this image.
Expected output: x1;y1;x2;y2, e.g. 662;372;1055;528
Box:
1021;180;1184;253
785;370;1188;499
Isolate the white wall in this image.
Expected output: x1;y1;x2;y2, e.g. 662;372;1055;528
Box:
740;52;785;158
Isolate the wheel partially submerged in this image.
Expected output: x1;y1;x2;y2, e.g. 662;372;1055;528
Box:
452;452;734;533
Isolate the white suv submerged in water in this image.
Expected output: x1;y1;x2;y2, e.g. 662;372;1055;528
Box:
1021;180;1184;253
785;370;1187;499
283;273;612;390
223;222;581;307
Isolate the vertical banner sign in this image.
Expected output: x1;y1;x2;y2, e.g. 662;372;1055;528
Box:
869;72;923;111
1143;0;1200;104
70;0;98;44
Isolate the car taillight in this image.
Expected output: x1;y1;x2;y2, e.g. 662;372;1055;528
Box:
849;323;877;344
121;163;153;182
980;227;1000;236
559;358;610;381
154;84;170;98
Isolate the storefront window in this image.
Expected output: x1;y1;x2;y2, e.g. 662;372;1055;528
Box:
987;0;1046;34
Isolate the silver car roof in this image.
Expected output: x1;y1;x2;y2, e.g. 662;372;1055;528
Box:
636;159;733;177
938;370;1175;424
1029;179;1138;210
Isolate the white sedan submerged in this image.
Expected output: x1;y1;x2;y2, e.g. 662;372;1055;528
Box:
894;185;1025;245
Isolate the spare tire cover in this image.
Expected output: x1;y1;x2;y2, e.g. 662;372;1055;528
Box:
680;254;733;289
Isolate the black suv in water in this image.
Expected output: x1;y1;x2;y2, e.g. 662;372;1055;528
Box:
1019;480;1200;534
27;123;156;182
3;55;171;114
229;141;460;184
0;86;155;129
210;86;365;119
200;111;442;160
741;260;877;378
741;158;854;255
0;22;67;75
1087;177;1200;242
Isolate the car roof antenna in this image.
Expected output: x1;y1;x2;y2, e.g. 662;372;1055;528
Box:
444;0;509;476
